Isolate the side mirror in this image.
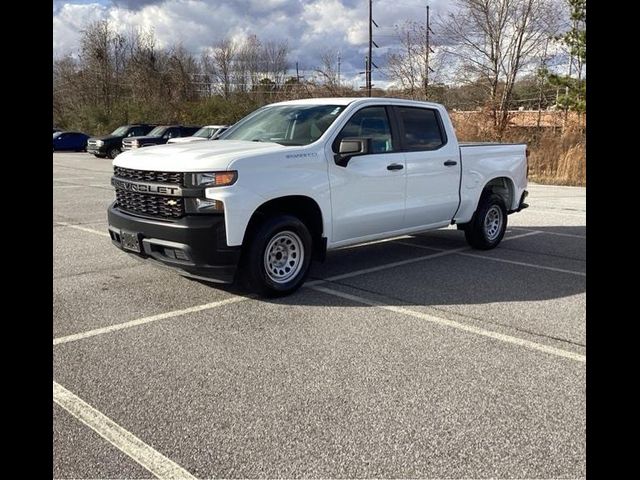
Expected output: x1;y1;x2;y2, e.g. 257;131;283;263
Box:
334;137;371;167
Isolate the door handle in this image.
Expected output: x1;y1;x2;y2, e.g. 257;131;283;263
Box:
444;160;457;166
387;163;404;171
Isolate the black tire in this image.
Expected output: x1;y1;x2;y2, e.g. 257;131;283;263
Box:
464;192;508;250
94;154;107;158
107;147;121;159
241;214;313;297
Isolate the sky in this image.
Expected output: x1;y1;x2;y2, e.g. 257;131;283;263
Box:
52;0;452;88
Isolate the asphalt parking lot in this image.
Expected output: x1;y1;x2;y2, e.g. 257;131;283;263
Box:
53;151;586;479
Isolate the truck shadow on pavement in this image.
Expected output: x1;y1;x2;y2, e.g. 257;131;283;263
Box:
197;225;585;307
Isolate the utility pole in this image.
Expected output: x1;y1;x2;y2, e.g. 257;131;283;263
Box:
337;51;341;90
296;61;300;83
424;3;434;100
367;0;373;96
366;0;379;96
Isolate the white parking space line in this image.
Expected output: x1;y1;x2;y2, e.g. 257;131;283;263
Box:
511;227;586;239
53;228;556;347
393;234;585;276
54;177;99;181
53;382;197;479
310;247;469;285
527;208;585;218
309;231;541;286
55;222;110;238
53;185;85;189
457;251;586;276
311;286;586;363
53;296;250;345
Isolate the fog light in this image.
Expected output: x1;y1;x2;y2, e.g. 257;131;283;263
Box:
196;198;223;212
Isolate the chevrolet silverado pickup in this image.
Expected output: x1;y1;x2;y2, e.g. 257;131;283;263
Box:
87;124;156;159
122;125;201;150
107;98;528;296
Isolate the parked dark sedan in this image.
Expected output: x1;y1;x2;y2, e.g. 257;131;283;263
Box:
121;125;201;150
53;131;90;152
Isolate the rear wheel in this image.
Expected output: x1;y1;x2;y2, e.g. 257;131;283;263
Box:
242;215;313;297
464;193;507;250
94;153;107;158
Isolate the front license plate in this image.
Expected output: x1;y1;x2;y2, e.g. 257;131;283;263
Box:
121;231;141;253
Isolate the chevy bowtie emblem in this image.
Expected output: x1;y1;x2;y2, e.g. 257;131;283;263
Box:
166;200;178;206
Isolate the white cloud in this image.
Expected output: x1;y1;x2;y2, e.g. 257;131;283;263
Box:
52;0;453;84
53;3;108;57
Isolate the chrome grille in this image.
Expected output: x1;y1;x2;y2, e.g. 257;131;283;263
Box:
113;167;183;185
115;190;184;219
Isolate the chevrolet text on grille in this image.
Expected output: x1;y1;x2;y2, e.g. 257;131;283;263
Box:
111;177;182;196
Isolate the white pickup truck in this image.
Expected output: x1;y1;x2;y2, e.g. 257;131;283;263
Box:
108;98;528;296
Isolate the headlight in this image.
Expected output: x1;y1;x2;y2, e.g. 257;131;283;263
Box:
131;140;139;147
190;171;237;187
95;140;104;146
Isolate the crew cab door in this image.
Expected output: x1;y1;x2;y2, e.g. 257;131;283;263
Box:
328;106;406;243
395;106;461;228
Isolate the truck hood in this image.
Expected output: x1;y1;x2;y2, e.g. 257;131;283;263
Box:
113;140;289;172
89;134;122;141
125;135;162;143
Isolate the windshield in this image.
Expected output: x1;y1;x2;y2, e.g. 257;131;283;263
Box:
111;126;129;136
148;126;168;137
221;105;346;146
193;127;214;138
53;132;62;139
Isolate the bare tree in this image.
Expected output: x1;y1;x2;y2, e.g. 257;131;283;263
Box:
164;44;200;103
125;27;161;104
212;39;237;98
314;49;341;95
439;0;560;135
385;20;446;100
78;20;129;113
263;40;289;87
237;35;262;92
385;22;423;99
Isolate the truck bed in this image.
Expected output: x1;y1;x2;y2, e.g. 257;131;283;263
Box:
453;142;528;223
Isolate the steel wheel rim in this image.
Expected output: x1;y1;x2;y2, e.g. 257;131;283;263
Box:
264;231;304;284
484;205;503;241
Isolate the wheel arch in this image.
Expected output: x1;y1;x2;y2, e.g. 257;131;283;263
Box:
242;195;326;261
481;176;515;210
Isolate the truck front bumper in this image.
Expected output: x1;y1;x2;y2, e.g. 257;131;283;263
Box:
87;147;107;155
107;203;241;283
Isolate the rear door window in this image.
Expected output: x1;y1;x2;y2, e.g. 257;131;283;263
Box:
396;107;446;151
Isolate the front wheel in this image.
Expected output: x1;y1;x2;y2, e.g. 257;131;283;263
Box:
107;147;121;159
464;193;507;250
242;215;313;297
